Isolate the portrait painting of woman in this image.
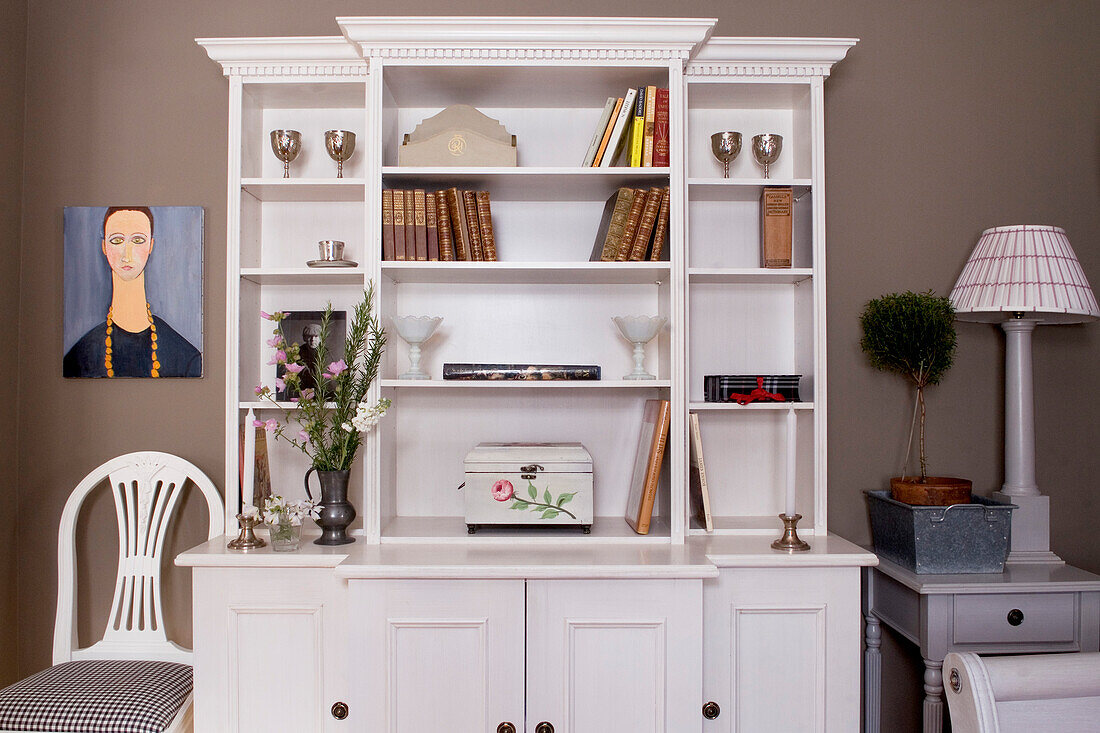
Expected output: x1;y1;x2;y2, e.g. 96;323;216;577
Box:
63;205;203;378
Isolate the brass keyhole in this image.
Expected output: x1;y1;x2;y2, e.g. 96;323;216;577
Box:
330;701;349;720
496;723;516;733
1007;608;1024;626
535;722;555;733
702;701;721;719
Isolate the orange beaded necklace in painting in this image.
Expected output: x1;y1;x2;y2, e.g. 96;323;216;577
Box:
104;301;160;377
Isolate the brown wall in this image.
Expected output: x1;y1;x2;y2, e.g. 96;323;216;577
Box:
12;1;1098;729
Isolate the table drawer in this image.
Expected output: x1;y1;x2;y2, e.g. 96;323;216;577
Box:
953;593;1076;644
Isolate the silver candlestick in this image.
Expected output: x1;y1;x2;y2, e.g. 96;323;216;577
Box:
772;513;811;552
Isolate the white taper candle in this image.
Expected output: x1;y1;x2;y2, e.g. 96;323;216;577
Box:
243;408;256;510
785;405;797;517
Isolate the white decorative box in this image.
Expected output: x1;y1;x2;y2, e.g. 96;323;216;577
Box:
463;442;592;534
399;104;517;167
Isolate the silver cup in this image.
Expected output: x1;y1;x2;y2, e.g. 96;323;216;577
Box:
751;134;783;179
270;130;301;179
324;130;356;179
710;132;742;179
318;240;345;262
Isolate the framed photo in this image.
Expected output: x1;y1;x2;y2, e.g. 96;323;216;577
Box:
275;310;347;400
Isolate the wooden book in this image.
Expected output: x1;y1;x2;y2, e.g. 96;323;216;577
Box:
398;188;411;259
649;187;671;261
761;186;793;268
436;191;456;261
592;96;623;167
413;189;428;261
463;190;484;261
624;399;671;535
652;88;670;168
403;188;416;262
628;86;646;167
590;187;636;262
381;189;395;261
425;188;439;260
475;191;497;261
688;413;713;531
614;188;647;261
628;187;663;261
445;187;471;261
600;87;638;168
582;97;617;167
642;85;657;167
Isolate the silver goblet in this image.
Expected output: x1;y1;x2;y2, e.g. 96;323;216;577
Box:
751;134;783;179
710;131;742;179
269;129;301;179
324;130;356;179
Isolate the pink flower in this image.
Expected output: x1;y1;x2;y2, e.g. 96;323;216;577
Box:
262;418;278;433
322;359;348;379
267;349;288;366
298;430;308;441
491;479;514;502
289;397;299;403
300;388;315;400
251;419;264;428
254;385;263;395
284;362;304;374
260;311;286;322
274;377;285;391
260;310;274;320
266;335;284;348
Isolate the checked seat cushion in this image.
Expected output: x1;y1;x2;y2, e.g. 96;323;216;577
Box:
0;659;191;733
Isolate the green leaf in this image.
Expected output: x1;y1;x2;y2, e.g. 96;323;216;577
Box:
528;483;537;500
512;500;529;510
541;509;560;519
544;489;553;505
556;492;576;507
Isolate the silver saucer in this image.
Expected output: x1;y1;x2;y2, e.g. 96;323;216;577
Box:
306;259;358;268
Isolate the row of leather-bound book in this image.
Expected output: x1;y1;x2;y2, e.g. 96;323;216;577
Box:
381;188;496;261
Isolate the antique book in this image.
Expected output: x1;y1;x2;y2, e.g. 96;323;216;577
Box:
614;188;647;261
590;187;636;262
652;87;670;167
600;87;638;168
582;97;617;167
462;190;485;261
642;85;657;167
628;187;663;261
413;189;428;261
392;189;407;261
425;187;439;261
381;189;395;261
624;399;671;535
436;191;456;261
688;413;713;532
445;187;472;261
762;186;793;268
475;191;497;261
443;363;601;381
649;187;671;261
592;96;623;167
403;187;416;262
629;87;646;167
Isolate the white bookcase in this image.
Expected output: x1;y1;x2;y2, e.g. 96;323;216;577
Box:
201;21;854;547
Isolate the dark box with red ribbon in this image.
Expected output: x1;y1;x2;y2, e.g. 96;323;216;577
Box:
704;375;801;403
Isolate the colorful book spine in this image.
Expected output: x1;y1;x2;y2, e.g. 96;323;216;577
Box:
475;191;496;261
462;190;484;261
629;87;646;167
403;188;416;262
582;97;617;167
445;187;471;261
642;85;657;167
649;187;671;261
443;363;601;381
413;189;428;261
652;88;670;168
436;191;455;261
600;87;638;168
615;188;647;261
592;96;623;167
392;189;407;260
381;189;395;261
629;187;663;261
425;188;439;261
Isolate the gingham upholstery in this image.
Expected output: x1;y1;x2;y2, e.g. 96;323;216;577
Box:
0;659;191;732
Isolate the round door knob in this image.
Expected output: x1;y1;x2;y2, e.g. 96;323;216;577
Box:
330;701;349;720
496;724;516;733
535;722;555;733
702;701;721;719
1007;608;1024;626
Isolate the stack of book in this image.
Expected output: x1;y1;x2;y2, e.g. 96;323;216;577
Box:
582;86;670;168
590;186;670;262
382;188;497;262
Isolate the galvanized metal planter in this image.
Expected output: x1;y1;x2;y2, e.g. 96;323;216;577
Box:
866;490;1016;574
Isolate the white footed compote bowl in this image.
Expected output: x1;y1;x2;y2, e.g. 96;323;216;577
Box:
612;315;667;380
393;316;443;380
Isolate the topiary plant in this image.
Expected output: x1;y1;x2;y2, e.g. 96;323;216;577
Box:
860;290;957;481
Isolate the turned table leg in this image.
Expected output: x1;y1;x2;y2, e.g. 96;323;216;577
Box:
864;613;881;733
922;658;944;733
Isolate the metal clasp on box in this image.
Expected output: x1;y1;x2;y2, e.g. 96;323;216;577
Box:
520;464;544;480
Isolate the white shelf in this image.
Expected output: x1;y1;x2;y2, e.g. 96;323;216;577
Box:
382;379;671;389
688;515;794;535
239;401;337;410
382;261;670;285
688;268;812;284
241;178;366;202
688;179;811;202
241;267;366;285
382;167;670;201
689;401;814;411
382;515;672;544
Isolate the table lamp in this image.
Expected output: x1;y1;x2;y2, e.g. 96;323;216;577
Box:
950;225;1099;564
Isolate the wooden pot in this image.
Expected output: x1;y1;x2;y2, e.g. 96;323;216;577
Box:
889;477;972;506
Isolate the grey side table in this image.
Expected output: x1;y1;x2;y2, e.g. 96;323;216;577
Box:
862;555;1100;733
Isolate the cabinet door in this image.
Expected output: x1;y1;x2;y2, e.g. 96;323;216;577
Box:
702;567;862;732
526;579;703;733
191;568;346;733
350;579;526;733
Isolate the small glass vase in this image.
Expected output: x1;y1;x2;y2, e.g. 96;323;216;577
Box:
266;516;303;552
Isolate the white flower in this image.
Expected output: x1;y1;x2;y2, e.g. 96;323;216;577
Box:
342;422;355;432
349;398;390;433
240;504;260;520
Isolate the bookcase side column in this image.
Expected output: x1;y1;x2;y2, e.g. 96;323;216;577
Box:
668;57;690;544
224;74;244;533
810;75;828;536
364;57;384;544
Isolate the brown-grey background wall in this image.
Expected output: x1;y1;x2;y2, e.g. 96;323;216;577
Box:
11;1;1098;728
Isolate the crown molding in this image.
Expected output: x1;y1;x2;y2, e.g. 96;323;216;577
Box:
688;37;858;77
196;36;366;77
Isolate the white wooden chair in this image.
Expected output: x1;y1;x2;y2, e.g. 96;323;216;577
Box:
945;651;1100;733
0;452;223;733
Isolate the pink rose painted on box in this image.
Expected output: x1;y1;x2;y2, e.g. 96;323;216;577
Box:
491;479;514;501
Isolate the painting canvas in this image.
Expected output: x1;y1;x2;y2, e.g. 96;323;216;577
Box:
63;206;203;378
275;310;347;400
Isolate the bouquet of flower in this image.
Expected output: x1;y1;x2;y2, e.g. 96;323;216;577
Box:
254;285;390;471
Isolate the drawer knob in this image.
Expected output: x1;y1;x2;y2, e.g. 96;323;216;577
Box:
702;701;722;719
331;701;349;720
496;724;516;733
1007;608;1025;626
535;722;555;733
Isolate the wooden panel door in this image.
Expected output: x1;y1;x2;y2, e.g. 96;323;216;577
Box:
350;579;526;733
526;579;703;733
703;567;862;732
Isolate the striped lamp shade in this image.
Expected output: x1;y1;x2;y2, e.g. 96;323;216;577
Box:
950;225;1099;324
